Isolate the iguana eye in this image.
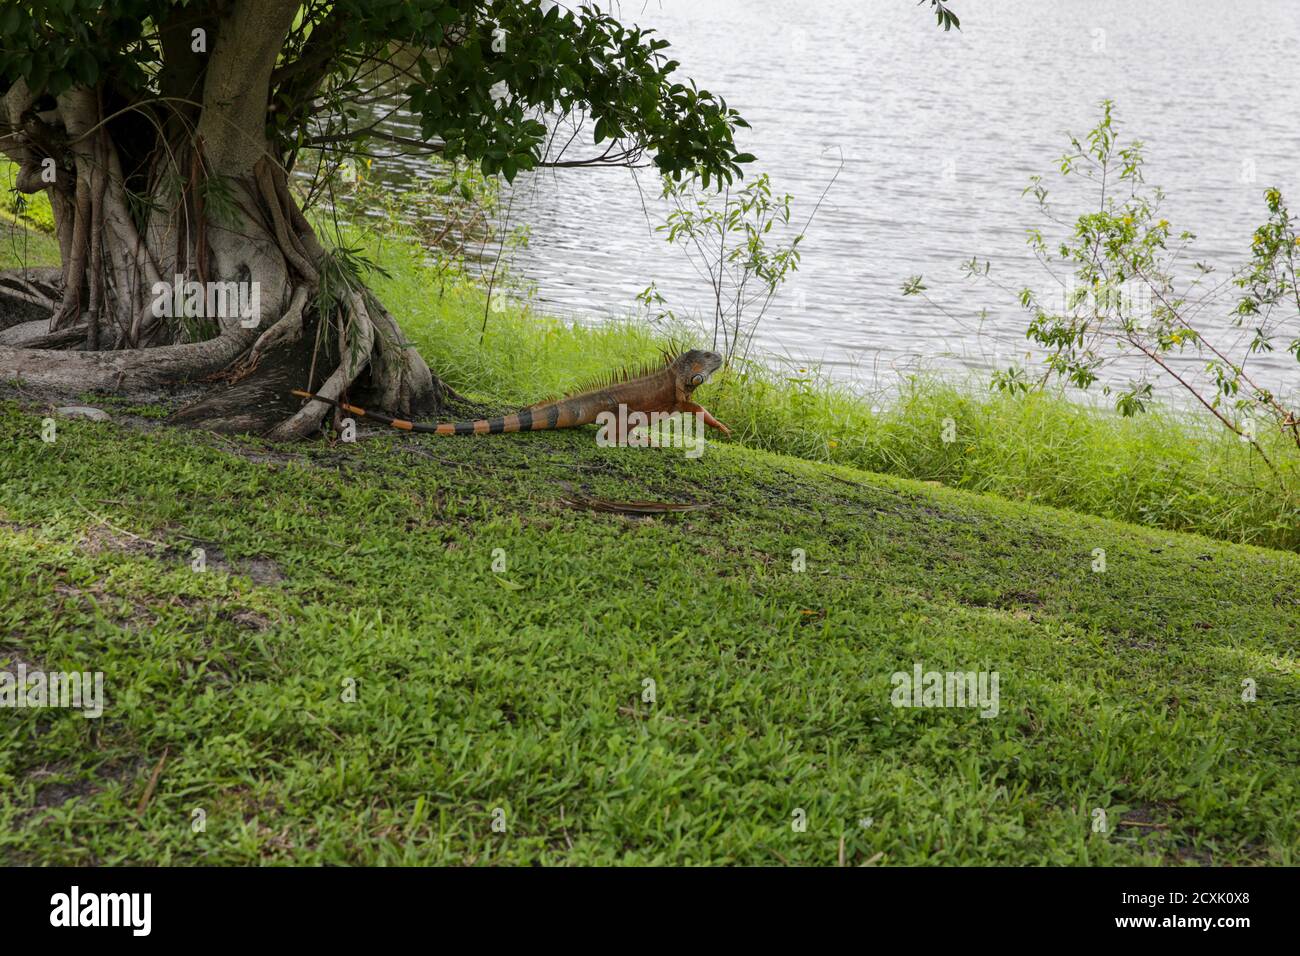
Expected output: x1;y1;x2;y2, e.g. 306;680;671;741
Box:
691;373;704;386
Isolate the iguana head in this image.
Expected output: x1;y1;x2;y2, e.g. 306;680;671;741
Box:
672;349;724;394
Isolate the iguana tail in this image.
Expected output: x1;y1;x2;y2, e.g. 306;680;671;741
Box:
289;389;579;435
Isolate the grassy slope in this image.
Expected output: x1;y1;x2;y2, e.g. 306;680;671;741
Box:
0;158;60;269
0;211;60;271
1;400;1297;865
363;236;1300;554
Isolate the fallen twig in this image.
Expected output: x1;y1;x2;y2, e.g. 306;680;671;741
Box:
72;497;167;550
559;494;712;515
135;746;169;816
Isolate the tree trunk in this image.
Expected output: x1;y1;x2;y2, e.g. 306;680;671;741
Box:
0;2;454;438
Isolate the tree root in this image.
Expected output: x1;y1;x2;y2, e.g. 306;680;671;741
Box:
0;269;60;326
0;319;87;349
248;284;309;362
266;290;375;441
0;324;259;392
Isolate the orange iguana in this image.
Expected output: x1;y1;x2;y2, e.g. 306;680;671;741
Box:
290;348;731;437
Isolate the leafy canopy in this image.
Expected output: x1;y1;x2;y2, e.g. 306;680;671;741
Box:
0;0;753;184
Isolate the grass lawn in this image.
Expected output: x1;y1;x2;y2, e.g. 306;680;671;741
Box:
1;396;1297;865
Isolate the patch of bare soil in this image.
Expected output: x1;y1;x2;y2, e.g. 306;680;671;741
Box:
187;542;285;586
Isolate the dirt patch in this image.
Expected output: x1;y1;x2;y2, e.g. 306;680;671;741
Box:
79;523;162;557
239;557;285;586
33;777;99;810
1110;801;1223;863
1116;635;1159;651
26;756;152;812
53;578;161;631
995;589;1045;608
0;645;39;671
187;543;285;586
211;437;311;467
219;607;274;631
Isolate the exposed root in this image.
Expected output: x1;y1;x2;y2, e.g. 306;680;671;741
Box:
0;319;56;346
266;290;375;441
248;284;309;361
0;324;259;392
367;298;437;413
0;269;60;319
0;320;86;349
85;131;107;349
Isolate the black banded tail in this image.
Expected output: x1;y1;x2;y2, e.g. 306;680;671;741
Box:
290;389;547;435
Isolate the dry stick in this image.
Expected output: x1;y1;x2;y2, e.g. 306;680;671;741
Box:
1131;258;1294;428
70;497;169;550
477;184;518;347
559;805;574;851
761;844;792;865
1120;332;1280;475
302;711;346;744
738;152;844;370
136;746;169;817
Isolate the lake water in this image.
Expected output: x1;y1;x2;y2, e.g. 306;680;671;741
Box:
351;0;1300;404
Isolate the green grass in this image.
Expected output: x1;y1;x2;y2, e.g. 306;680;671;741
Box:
1;398;1298;865
0;198;59;273
0;156;58;270
359;230;1300;553
3;217;1298;864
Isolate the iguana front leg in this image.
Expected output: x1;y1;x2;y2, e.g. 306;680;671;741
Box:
680;401;731;436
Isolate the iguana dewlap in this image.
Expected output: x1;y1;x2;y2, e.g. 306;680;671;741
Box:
290;349;730;436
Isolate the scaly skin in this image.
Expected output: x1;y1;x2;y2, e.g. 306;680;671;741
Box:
290;349;731;437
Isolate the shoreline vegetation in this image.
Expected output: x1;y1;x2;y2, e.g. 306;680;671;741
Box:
3;157;1297;552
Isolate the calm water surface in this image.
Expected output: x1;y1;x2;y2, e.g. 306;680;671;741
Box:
355;0;1300;403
